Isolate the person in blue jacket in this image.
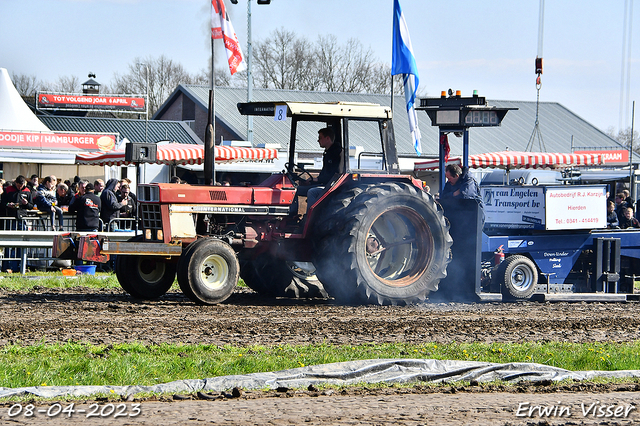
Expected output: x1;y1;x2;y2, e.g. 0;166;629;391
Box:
100;178;128;230
607;200;619;228
35;175;63;231
440;164;484;223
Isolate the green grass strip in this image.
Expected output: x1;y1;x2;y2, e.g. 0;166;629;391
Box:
0;272;248;290
0;273;123;290
0;341;638;389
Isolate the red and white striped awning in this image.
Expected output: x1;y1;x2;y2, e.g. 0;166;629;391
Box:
414;150;604;172
76;143;278;166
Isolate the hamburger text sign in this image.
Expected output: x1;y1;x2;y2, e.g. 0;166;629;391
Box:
0;131;117;152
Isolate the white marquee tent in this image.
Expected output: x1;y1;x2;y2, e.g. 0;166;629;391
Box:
0;67;82;166
0;67;51;133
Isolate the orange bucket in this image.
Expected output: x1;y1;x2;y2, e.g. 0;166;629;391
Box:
62;269;77;276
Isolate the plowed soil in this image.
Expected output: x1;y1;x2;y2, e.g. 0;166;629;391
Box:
1;286;640;425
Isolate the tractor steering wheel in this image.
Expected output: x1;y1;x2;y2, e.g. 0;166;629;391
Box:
285;162;313;187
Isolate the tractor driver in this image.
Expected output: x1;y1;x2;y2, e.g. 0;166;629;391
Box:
297;127;342;210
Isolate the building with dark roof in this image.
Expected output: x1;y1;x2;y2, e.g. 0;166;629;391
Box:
33;115;202;184
4;77;631;186
154;85;626;165
39;115;200;146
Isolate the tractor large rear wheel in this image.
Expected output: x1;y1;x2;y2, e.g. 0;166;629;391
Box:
313;182;452;305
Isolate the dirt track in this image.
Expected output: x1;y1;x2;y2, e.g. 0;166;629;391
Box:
2;286;640;346
1;286;640;425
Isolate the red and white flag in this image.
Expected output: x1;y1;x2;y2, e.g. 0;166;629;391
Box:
211;0;246;75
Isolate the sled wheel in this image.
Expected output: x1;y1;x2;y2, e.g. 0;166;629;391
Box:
180;238;238;305
314;182;452;305
117;255;176;300
498;255;538;301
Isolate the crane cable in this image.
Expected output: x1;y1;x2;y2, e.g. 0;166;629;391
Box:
619;0;634;132
527;0;546;152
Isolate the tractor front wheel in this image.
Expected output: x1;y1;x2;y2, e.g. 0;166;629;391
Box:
178;238;238;305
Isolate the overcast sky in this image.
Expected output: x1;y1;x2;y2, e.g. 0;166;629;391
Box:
1;0;638;133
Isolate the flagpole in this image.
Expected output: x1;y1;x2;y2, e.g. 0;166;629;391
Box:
247;0;253;145
205;29;216;186
390;0;394;112
211;36;216;147
390;75;394;112
208;0;247;182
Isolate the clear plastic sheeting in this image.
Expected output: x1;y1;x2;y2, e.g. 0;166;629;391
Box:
2;358;640;399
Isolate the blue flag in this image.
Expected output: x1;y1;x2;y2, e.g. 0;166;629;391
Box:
392;0;422;156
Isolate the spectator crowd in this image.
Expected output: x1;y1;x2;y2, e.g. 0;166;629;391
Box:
0;174;138;232
608;189;640;229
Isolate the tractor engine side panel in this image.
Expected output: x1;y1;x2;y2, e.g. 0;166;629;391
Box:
138;180;296;244
151;182;296;206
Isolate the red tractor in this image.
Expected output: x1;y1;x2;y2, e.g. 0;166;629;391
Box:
55;101;452;305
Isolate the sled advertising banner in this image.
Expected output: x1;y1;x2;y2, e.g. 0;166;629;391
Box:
574;149;629;166
481;186;545;230
36;92;146;113
544;186;607;230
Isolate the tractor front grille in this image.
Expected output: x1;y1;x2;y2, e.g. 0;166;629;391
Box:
210;190;228;201
140;204;162;233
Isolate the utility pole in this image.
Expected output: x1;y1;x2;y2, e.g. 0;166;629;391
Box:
230;0;271;145
247;0;253;145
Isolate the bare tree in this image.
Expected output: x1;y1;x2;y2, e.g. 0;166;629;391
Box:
315;36;383;93
606;126;640;152
253;28;316;90
12;30;404;120
253;29;396;95
12;73;82;95
111;55;207;116
40;75;81;93
11;73;39;96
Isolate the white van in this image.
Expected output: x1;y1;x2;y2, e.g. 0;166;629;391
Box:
480;169;562;186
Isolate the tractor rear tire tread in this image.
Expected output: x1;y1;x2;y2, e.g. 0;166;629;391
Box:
314;182;452;305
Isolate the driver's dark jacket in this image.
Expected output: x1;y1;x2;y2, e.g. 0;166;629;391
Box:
316;142;342;185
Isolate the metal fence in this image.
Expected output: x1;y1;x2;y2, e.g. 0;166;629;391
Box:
0;215;139;274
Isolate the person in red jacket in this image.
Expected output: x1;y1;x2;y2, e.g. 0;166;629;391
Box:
1;175;34;220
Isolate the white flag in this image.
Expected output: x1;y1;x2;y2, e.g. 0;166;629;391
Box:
211;0;247;75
